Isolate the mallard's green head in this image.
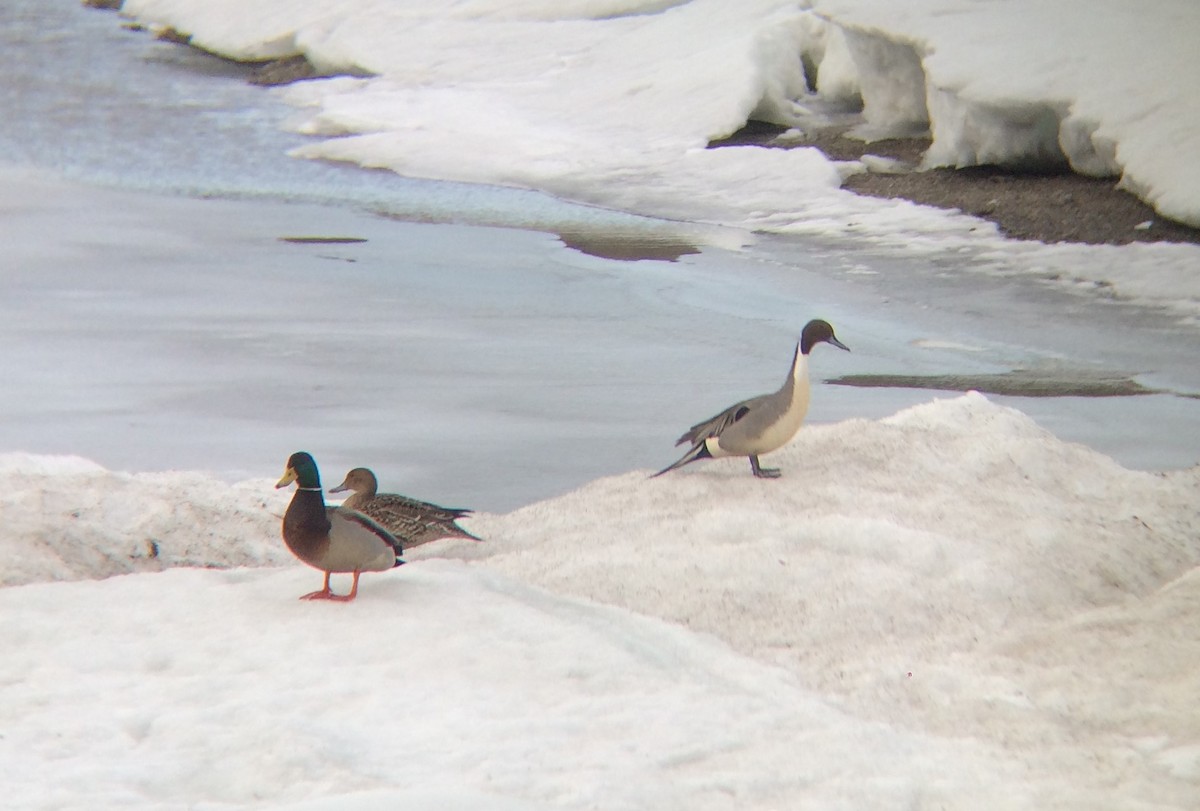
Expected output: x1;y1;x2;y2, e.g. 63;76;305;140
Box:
275;451;322;490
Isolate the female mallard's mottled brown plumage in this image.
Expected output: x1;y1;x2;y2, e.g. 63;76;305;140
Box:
275;452;404;602
328;467;481;548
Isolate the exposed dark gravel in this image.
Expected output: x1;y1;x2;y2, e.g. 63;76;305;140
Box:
828;371;1163;398
712;123;1200;247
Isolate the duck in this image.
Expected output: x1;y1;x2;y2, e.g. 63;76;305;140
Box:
328;467;481;548
652;319;849;479
275;451;404;601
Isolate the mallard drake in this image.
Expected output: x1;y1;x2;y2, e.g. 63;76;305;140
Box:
275;452;404;601
328;467;482;548
653;319;850;478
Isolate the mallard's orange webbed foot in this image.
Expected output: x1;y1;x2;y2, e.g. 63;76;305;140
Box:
300;571;360;602
299;571;335;600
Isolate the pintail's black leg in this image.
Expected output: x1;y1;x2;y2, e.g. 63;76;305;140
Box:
750;455;781;478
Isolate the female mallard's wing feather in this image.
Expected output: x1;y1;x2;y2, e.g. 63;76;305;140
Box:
355;494;482;547
331;467;481;547
343;490;472;524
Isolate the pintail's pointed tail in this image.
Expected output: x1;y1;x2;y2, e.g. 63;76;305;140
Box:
650;441;712;478
451;524;484;542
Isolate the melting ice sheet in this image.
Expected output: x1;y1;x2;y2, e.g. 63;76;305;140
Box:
3;3;1200;513
4;166;1200;513
0;0;728;255
110;0;1200;316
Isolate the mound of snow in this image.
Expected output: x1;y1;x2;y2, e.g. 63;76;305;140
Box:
120;0;1200;231
2;395;1197;807
0;453;290;586
812;0;1200;227
461;394;1198;675
441;393;1200;804
1;562;1036;810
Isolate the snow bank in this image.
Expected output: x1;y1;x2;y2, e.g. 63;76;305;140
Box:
1;562;1035;811
116;0;969;241
2;394;1198;808
112;0;1200;316
451;392;1200;806
119;0;1200;230
811;0;1200;226
0;452;289;586
459;393;1199;690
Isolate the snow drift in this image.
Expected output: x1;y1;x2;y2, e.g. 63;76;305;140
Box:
811;0;1200;227
118;0;1200;231
2;394;1198;808
0;452;289;587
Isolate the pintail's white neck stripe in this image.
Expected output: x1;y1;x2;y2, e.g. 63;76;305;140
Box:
791;344;809;381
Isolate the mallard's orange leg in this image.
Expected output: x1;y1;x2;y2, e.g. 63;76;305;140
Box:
326;571;361;602
300;571;334;600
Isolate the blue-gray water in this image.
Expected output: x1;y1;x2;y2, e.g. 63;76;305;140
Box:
1;0;1197;510
0;0;698;240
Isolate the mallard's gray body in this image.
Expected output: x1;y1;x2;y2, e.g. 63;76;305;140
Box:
276;452;404;601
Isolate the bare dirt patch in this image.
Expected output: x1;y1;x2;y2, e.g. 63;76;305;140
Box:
712;123;1200;247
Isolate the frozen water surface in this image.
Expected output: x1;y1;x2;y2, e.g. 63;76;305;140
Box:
4;169;1199;510
0;0;707;247
1;1;1198;511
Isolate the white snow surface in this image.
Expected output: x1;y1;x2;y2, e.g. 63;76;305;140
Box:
0;452;289;587
4;394;1199;809
811;0;1200;224
6;5;1200;807
115;0;1200;316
